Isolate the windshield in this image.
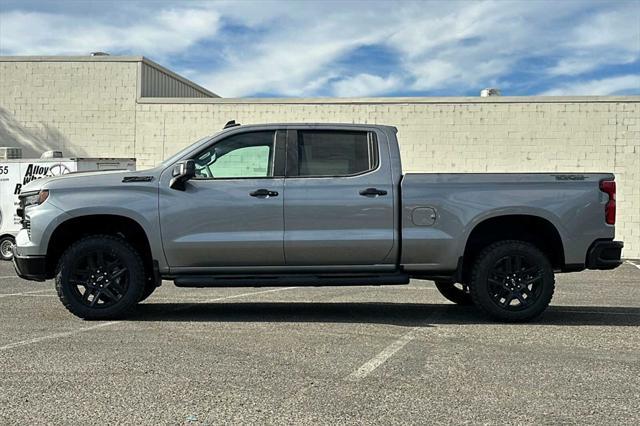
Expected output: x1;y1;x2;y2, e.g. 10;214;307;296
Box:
160;134;216;167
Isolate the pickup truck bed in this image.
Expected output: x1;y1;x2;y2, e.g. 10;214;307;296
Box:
401;172;615;273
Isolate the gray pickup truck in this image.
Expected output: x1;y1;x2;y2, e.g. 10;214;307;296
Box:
13;123;623;322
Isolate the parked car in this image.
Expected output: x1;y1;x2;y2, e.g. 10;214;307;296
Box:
12;123;623;321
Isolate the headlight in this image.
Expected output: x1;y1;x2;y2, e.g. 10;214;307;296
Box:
21;190;49;208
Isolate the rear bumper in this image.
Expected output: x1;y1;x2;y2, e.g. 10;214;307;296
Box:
12;246;47;281
586;240;623;270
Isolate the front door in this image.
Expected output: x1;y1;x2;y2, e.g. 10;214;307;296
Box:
283;128;396;266
159;130;285;270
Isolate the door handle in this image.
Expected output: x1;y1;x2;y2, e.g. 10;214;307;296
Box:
250;188;279;197
359;187;387;196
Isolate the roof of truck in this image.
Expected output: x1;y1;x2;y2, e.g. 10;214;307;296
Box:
222;123;398;131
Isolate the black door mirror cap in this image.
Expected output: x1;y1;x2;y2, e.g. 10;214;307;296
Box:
170;159;196;190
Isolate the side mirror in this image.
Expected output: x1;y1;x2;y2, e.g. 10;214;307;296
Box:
169;160;196;190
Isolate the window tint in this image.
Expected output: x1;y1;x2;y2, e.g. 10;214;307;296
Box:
296;131;378;177
193;131;275;179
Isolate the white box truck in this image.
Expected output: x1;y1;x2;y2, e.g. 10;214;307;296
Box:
0;157;136;260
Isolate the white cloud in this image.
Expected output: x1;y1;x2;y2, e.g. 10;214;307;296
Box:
383;0;637;91
548;58;606;77
569;8;640;49
385;1;542;90
192;1;527;96
1;0;639;97
540;75;640;96
195;38;361;97
331;74;402;97
189;2;395;97
547;7;640;76
0;8;220;57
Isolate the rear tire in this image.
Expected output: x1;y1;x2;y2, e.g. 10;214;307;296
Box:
469;240;555;322
55;235;145;320
0;235;15;261
434;281;473;305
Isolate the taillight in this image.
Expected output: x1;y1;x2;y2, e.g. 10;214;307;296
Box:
599;180;616;225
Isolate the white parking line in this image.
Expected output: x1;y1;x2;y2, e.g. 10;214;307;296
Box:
204;287;298;303
0;289;53;298
555;309;640;316
169;287;298;313
0;275;20;279
0;322;118;351
626;260;640;270
345;329;418;381
345;309;445;382
0;286;297;352
395;287;437;290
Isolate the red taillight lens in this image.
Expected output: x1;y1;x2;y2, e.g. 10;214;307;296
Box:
599;180;616;225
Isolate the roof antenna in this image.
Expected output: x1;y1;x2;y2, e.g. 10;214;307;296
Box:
223;120;240;129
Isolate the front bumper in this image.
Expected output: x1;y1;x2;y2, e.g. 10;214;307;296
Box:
12;246;47;281
586;240;623;270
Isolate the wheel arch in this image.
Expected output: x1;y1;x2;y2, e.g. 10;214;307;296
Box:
45;214;155;279
460;213;565;283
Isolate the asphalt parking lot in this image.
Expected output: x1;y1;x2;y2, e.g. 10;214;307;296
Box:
1;261;639;425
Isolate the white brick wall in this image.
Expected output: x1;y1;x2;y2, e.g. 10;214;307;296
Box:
1;59;638;257
0;60;137;158
136;99;640;258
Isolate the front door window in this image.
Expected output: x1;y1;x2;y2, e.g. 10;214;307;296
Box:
194;131;275;179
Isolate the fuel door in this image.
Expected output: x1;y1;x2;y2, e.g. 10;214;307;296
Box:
411;207;437;226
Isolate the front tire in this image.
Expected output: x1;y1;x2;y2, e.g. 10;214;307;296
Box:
469;240;555;322
55;235;145;320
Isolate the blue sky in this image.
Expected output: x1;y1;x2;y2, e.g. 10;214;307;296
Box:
0;0;638;97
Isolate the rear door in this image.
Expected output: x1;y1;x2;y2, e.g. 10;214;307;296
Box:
283;128;395;267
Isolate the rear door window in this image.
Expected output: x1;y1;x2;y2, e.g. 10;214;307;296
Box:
292;131;378;177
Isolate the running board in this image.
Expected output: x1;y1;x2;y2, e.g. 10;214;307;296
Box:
173;273;410;288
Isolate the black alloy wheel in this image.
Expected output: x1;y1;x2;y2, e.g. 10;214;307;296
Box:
55;235;145;319
486;254;544;311
68;249;130;309
469;240;555;322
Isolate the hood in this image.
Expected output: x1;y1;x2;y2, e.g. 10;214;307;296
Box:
20;168;157;193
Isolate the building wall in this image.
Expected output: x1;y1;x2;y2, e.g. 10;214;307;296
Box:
140;62;216;98
0;59;638;257
0;60;138;158
136;99;639;258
